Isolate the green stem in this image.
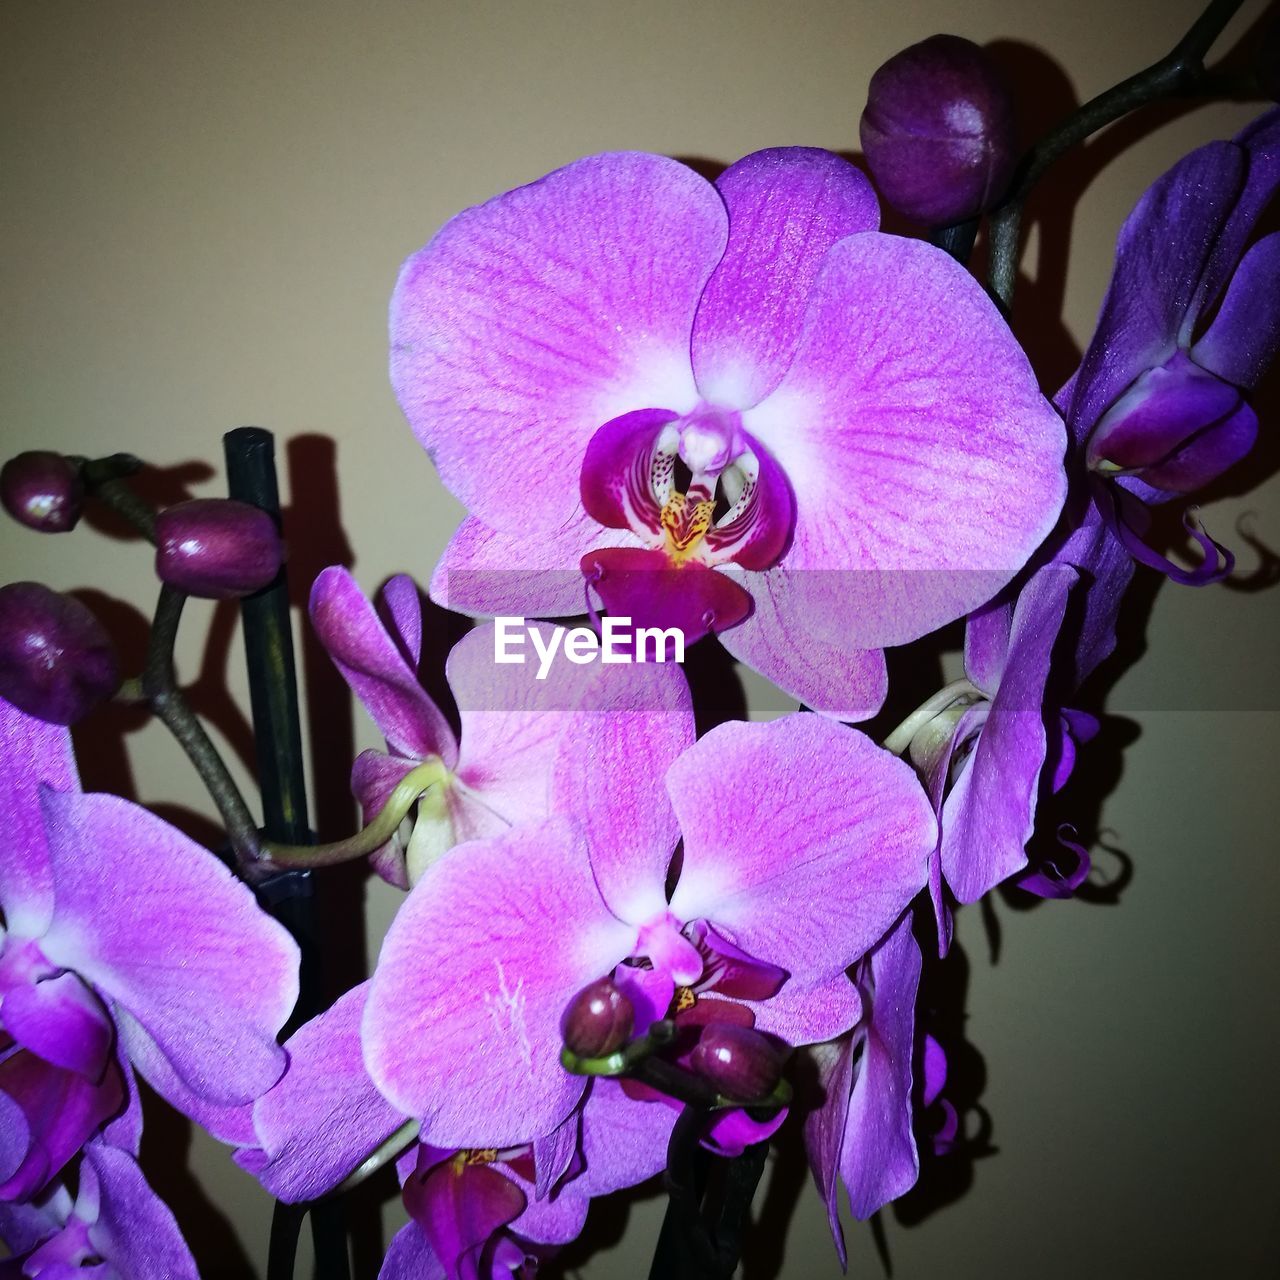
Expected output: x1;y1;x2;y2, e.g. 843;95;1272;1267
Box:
987;0;1248;310
882;678;983;757
329;1118;421;1196
263;758;449;868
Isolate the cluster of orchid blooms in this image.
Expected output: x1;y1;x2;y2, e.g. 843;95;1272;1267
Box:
2;17;1278;1280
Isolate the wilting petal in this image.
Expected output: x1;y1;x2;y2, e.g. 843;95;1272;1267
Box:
364;818;635;1147
0;971;112;1080
667;715;933;981
310;567;457;764
1066;142;1243;441
1192;232;1280;390
744;234;1065;648
236;982;405;1202
0;702;78;938
36;790;299;1107
431;510;640;620
717;574;889;720
71;1143;198;1280
692;148;879;408
943;566;1075;904
391;151;724;532
351;750;416;889
552;660;694;925
840;914;921;1220
576;1078;676;1197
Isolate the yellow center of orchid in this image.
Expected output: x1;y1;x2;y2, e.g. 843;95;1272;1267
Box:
660;493;715;562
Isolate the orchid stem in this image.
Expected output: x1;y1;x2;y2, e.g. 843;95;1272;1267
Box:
329;1118;421;1196
987;0;1248;311
263;758;448;868
76;452;157;542
141;584;264;865
882;678;982;757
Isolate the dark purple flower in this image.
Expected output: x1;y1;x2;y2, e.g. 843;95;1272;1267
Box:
1061;107;1280;582
0;584;118;727
154;498;283;599
860;35;1016;225
689;1023;787;1101
560;978;633;1059
0;454;83;535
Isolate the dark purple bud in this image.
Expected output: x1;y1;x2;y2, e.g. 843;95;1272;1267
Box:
0;582;120;724
154;498;283;599
1;452;84;533
860;34;1016;226
690;1024;786;1101
560;977;634;1058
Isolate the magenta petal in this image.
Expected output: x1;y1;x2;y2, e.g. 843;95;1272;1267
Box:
506;1160;588;1245
363;818;635;1147
0;701;78;938
553;658;693;925
310;567;457;764
1;971;112;1080
430;511;635;620
1192;231;1280;390
379;1224;447;1280
36;790;299;1107
745;234;1066;647
667;716;933;982
351;750;416;888
76;1143;198;1280
239;982;405;1202
841;914;921;1220
580;409;679;532
963;593;1013;696
749;972;863;1047
717;573;889;720
391;151;724;532
703;1105;787;1157
576;1078;676;1197
584;548;752;642
943;565;1075;904
381;574;425;668
802;1037;852;1267
692;148;879;408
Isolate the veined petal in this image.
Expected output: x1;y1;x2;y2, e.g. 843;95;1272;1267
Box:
381;574;425;668
801;1036;853;1267
237;982;405;1202
0;701;78;938
943;566;1075;903
1191;232;1280;391
363;818;635;1147
692;148;879;408
379;1223;448;1280
36;790;299;1107
580;409;679;535
744;234;1066;648
749;971;863;1047
0;970;113;1080
717;570;889;720
430;511;640;621
840;913;921;1220
310;567;457;764
575;1077;676;1198
391;152;724;532
667;716;933;982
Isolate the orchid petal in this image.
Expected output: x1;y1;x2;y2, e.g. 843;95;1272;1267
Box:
237;982;405;1202
392;152;724;532
1191;232;1280;390
667;715;934;982
381;573;425;668
37;789;299;1107
363;818;635;1147
430;510;642;621
692;148;879;408
0;702;78;938
703;1105;787;1156
576;1078;677;1197
0;971;112;1080
943;566;1075;904
579;409;678;533
351;750;416;889
841;913;921;1220
379;1224;447;1280
717;574;889;720
310;567;457;764
749;972;863;1047
801;1037;852;1267
745;234;1066;647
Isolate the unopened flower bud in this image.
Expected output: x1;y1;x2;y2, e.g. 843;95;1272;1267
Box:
0;582;119;724
155;499;283;599
690;1024;786;1101
860;34;1016;226
1;452;84;533
561;977;634;1058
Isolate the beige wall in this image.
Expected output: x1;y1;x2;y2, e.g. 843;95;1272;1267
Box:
3;1;1278;1276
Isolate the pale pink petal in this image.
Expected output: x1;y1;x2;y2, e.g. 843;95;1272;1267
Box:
391;152;724;532
667;716;934;982
743;234;1066;648
363;818;636;1147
